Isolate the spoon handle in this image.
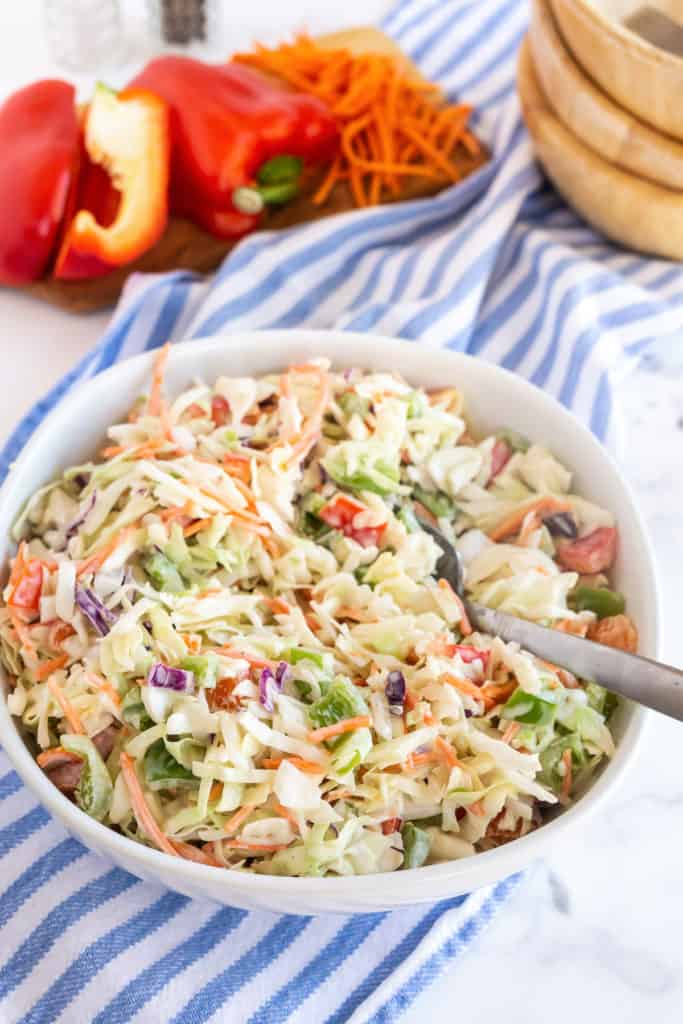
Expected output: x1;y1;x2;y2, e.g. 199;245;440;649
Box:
469;602;682;721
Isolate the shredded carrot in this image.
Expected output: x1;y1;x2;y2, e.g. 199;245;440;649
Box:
560;748;573;803
209;781;223;803
469;800;486;817
223;839;291;853
77;524;138;578
236;37;479;210
223;802;257;836
516;510;541;548
183;518;212;538
120;752;179;857
10;611;36;659
273;801;300;831
405;751;437;769
480;681;517;710
46;675;84;734
437;578;472;635
404;691;418;712
36;652;69;681
488;497;572;543
169;839;222;866
278;365;331;467
86;671;122;710
261;756;325;774
196;483;271;536
148;342;171;417
307;715;372;744
215;646;276;670
434;735;464;768
49;621;76;650
443;672;483;703
501;721;521;745
261;595;291;616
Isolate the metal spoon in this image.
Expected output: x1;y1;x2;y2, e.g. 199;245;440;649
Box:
418;518;683;721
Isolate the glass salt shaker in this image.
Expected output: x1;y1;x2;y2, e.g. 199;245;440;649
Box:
43;0;125;72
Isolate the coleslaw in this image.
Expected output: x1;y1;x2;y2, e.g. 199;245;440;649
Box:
0;347;637;875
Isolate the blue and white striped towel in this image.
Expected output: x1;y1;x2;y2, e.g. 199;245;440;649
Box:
1;0;681;1020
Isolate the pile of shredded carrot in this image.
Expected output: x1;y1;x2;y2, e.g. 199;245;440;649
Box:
235;35;481;208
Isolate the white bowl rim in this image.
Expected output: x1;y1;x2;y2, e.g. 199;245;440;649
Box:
0;329;658;905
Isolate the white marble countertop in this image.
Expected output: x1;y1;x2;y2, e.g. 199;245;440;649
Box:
1;4;682;1023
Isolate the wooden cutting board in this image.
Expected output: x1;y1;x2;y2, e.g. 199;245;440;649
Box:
518;36;683;261
19;27;488;314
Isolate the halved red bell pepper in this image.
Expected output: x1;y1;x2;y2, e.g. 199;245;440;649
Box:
129;57;339;239
0;80;79;284
54;84;170;280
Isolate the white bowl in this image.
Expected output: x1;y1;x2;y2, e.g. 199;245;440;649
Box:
0;331;658;915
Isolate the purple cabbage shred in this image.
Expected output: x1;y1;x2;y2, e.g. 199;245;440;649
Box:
75;587;117;636
66;492;97;540
147;662;195;692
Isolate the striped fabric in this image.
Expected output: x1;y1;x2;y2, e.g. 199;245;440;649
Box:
0;0;679;1019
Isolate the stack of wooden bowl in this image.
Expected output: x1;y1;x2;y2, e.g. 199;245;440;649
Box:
518;0;683;260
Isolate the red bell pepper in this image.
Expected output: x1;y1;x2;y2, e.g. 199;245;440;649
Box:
129;57;339;238
7;543;44;614
319;494;387;549
54;84;170;280
0;80;79;284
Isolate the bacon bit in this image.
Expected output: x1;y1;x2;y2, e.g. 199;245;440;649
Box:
211;395;230;427
381;817;403;835
273;801;300;831
148;342;170;417
501;721;521;745
489;438;512;482
120;752;179;857
169;839;222;866
434;735;463;768
588;613;638;653
86;670;122;710
35;652;70;682
46;675;84;733
37;746;82;770
49;622;76;650
437;578;472;636
307;715;372;744
560;748;573;804
488;496;572;543
223;802;257;836
556;526;617;574
183;518;212;538
207;677;240;711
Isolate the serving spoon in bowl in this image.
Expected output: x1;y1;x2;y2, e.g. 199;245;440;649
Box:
418;518;683;722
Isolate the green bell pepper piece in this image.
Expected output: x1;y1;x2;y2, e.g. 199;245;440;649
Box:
61;734;113;822
142;550;185;593
569;585;625;619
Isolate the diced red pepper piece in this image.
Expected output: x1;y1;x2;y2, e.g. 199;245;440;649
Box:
381;817;403;835
0;80;79;284
129;57;339;239
211;395;230;427
444;643;490;668
7;543;43;613
54;84;169;279
489;439;511;482
556;526;617;574
319;494;387;548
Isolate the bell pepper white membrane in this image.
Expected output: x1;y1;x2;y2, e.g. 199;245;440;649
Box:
0;351;629;876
